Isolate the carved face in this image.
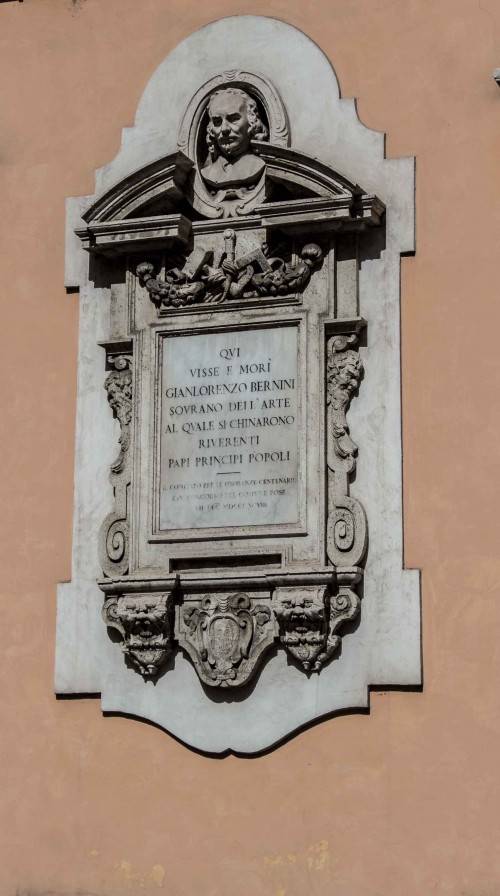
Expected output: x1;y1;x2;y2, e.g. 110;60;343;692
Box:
114;595;173;677
274;589;328;670
331;351;362;394
207;91;251;159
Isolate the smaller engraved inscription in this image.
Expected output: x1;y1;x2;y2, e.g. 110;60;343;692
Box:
159;325;299;531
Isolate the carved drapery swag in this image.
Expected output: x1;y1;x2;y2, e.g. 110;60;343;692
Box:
79;69;382;689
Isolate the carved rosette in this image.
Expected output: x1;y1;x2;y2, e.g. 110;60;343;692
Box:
328;586;361;653
103;593;175;677
273;585;360;671
99;348;133;579
178;592;276;687
327;494;367;568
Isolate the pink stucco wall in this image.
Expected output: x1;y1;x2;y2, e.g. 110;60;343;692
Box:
1;1;500;893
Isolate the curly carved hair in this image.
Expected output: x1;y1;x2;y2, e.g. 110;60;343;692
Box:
328;349;362;398
206;87;269;160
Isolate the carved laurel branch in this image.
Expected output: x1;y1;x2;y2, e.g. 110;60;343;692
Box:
326;334;363;473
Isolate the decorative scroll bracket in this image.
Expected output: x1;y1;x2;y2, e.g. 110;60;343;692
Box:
98;341;133;579
326;325;367;612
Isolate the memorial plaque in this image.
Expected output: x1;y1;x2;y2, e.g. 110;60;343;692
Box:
159;325;299;531
58;15;421;752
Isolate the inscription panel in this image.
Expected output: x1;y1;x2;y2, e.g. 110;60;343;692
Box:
158;325;299;531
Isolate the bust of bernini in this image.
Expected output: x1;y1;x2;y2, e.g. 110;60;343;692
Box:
201;87;268;191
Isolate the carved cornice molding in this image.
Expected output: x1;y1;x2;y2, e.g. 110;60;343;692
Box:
75;146;385;256
81;152;193;224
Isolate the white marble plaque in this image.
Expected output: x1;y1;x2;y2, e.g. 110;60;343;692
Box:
159;325;299;530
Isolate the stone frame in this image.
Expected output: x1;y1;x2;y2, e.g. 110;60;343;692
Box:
56;15;421;754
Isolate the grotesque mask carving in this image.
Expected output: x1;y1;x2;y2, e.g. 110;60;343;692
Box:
274;585;361;672
102;593;174;677
273;587;331;671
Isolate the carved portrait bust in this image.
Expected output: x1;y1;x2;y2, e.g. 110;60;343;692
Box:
201;87;268;192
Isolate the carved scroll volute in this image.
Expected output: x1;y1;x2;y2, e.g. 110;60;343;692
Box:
326;333;367;569
103;593;175;677
99;347;133;579
327;495;367;568
328;586;361;652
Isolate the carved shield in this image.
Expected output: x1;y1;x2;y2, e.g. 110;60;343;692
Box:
178;591;276;687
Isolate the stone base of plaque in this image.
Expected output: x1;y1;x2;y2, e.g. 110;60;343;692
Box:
99;567;362;688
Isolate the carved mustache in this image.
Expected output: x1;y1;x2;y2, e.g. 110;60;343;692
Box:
280;607;324;624
127;634;169;647
284;631;324;646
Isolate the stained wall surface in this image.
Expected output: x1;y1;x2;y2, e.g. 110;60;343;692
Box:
1;1;500;894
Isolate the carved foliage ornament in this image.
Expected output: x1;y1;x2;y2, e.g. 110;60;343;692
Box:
104;356;132;474
326;334;363;472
